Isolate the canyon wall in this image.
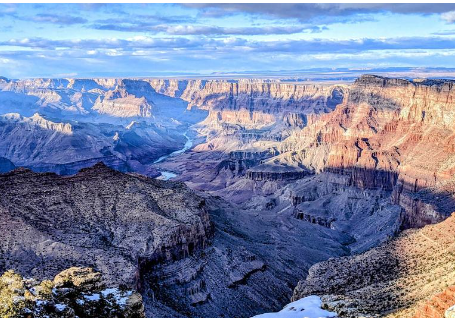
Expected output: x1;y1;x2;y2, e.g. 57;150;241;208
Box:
292;212;455;317
0;163;212;287
271;75;455;228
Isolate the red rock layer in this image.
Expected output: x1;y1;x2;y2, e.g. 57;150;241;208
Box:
279;75;455;227
413;286;455;318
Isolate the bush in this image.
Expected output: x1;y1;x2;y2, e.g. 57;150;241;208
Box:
38;280;54;300
0;270;26;318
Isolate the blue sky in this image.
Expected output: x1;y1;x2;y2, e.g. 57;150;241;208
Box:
2;3;455;78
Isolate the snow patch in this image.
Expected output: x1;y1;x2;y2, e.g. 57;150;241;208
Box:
101;287;132;306
83;293;100;301
253;296;337;318
55;304;67;312
101;288;119;296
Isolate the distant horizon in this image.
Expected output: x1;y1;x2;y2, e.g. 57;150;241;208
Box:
2;66;455;81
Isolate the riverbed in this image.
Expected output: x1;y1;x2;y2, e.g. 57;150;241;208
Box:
154;131;193;180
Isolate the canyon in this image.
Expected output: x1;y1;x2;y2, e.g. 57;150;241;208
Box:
0;74;454;317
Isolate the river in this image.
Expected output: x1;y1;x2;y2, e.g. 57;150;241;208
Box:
154;131;193;180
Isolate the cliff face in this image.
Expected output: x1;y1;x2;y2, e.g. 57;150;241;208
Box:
292;212;455;317
0;77;204;176
153;75;455;264
0;112;191;176
285;77;455;310
0;163;212;287
273;75;455;228
147;79;346;129
180;80;344;111
0;165;359;318
0;77;344;121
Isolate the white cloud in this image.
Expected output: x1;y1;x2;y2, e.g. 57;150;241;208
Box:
442;11;455;23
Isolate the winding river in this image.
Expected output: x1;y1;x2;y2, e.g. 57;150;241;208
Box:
154;131;193;180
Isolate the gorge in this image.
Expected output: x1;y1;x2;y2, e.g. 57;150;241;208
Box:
0;74;455;317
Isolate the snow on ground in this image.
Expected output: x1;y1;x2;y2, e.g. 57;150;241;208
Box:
101;287;133;306
83;293;100;301
54;304;67;312
253;296;337;318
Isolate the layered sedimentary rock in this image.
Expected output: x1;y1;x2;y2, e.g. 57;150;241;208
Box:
0;77;209;177
0;163;212;287
0;165;359;318
142;196;355;317
161;75;455;249
246;164;309;181
0;78;110;115
413;286;455;318
268;75;455;229
0;112;188;176
92;80;154;118
292;213;455;317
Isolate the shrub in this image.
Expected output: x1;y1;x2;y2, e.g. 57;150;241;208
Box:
0;270;25;318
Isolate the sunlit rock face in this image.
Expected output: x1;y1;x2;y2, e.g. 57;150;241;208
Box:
147;79;345;131
414;286;455;318
153;75;455;271
292;213;455;318
294;76;455;228
93;80;158;118
0;77;344;178
224;75;455;228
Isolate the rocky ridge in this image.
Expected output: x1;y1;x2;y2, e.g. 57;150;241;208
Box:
0;163;212;287
0;267;144;318
292;213;455;317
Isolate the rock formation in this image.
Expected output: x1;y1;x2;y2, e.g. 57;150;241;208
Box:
292;213;455;317
0;112;188;176
151;75;455;316
0;163;212;287
0;267;144;318
414;286;455;318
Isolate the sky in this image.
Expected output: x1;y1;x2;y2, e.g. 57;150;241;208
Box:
2;3;455;78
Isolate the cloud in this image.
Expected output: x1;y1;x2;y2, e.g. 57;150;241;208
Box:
0;4;17;17
0;37;215;51
93;14;194;27
251;37;455;54
3;46;455;79
158;25;326;36
442;11;455;23
91;23;324;35
3;36;455;56
31;13;87;25
185;3;455;23
432;29;455;35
